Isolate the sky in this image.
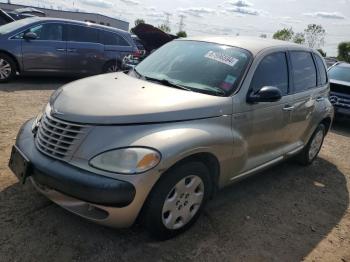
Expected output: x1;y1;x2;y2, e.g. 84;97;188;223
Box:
4;0;350;56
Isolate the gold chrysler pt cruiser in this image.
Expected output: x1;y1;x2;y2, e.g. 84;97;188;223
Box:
9;36;333;239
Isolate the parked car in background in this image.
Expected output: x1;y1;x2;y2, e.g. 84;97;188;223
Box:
7;7;45;20
9;37;333;239
123;23;178;70
325;57;338;68
0;8;15;26
0;17;139;82
328;62;350;117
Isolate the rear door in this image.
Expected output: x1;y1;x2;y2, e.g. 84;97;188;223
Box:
66;24;104;74
99;30;134;67
21;22;67;73
287;51;323;147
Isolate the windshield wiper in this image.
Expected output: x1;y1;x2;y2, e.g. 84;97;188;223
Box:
144;76;193;92
205;87;226;96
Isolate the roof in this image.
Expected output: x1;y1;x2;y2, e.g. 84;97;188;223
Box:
183;36;308;56
335;62;350;68
26;17;130;35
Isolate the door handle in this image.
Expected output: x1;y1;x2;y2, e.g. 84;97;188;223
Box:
56;48;66;52
316;97;325;102
67;48;77;53
283;105;295;111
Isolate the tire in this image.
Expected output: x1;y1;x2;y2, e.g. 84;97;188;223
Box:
143;161;212;240
0;53;16;83
297;124;326;166
103;60;119;73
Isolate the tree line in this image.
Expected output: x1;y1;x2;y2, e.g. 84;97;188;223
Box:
271;24;349;62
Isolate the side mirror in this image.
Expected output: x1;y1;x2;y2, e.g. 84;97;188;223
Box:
247;86;282;103
23;32;37;40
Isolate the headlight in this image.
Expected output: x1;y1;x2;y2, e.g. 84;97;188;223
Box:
31;104;46;133
89;147;161;174
31;112;42;133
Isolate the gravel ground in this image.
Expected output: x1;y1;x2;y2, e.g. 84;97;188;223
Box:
0;77;349;262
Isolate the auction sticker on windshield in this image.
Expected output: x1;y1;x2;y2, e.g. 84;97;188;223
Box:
205;51;239;67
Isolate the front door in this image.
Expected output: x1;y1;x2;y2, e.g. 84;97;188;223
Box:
21;23;67;73
232;51;294;175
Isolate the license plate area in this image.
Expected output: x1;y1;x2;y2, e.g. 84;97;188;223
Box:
8;146;32;184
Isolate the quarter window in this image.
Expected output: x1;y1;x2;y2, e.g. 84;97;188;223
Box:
314;55;327;85
250;52;289;95
67;25;99;43
100;30;130;46
290;51;317;92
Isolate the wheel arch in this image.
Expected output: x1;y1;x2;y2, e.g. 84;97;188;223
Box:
135;152;221;225
320;116;332;134
0;50;21;73
167;152;220;196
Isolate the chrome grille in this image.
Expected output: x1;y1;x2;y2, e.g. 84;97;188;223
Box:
35;113;88;160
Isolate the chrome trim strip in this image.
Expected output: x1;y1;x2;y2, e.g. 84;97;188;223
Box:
286;145;304;156
230;156;284;181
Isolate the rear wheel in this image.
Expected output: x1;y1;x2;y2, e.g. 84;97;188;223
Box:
143;162;212;240
297;124;325;165
0;54;16;83
103;61;119;73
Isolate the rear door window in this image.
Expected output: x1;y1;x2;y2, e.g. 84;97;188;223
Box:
67;25;99;43
250;52;289;95
100;30;130;46
314;55;327;85
290;51;317;92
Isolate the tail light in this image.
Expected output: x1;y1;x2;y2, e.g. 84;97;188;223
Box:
132;50;142;58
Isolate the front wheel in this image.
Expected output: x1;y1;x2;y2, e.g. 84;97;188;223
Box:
143;162;212;240
297;124;326;165
0;54;16;83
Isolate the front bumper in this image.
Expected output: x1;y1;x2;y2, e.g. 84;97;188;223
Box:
330;91;350;116
12;119;147;228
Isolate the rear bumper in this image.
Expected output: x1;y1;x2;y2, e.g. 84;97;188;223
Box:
12;119;146;228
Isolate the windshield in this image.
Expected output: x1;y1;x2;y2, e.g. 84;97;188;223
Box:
135;40;251;96
0;18;33;35
328;64;350;82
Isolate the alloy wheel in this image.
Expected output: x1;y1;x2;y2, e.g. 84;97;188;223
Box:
0;58;11;80
107;64;118;72
162;175;204;230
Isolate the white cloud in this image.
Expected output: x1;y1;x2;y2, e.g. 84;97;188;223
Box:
80;0;113;8
227;6;260;16
228;0;253;7
303;11;345;19
120;0;140;6
146;11;166;18
177;7;216;17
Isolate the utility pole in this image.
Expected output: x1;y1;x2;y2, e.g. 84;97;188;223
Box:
164;12;171;28
178;15;185;32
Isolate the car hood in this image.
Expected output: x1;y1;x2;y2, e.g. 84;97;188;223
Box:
50;72;232;125
132;23;178;53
